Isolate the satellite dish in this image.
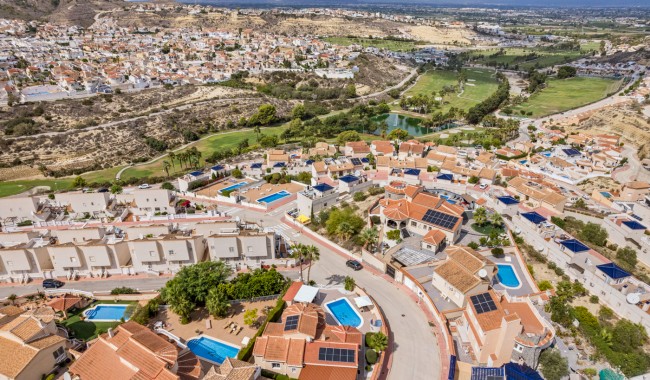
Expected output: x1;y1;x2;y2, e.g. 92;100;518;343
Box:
354;170;361;176
64;373;72;380
478;269;488;278
627;293;641;305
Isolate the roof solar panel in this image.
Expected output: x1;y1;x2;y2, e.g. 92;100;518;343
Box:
318;347;355;363
470;293;497;314
350;158;362;166
422;209;460;230
284;315;299;331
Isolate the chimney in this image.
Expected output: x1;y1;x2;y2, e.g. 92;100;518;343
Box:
108;328;114;338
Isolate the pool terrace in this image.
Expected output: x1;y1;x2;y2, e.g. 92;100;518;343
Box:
312;287;379;334
196;178;255;197
488;248;536;296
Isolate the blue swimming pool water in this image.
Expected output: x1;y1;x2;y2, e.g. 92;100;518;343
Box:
85;304;129;321
540;152;552;157
325;298;362;328
187;337;239;364
496;264;521;288
219;181;248;193
440;195;457;204
257;190;291;204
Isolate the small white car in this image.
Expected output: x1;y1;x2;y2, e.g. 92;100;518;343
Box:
478;184;488;190
138;184;151;189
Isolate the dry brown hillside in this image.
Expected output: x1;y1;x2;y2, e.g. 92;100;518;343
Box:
0;0;126;27
568;103;650;158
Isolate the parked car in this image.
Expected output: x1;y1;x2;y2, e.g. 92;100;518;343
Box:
346;260;363;271
138;184;151;189
42;279;64;289
97;188;109;193
478;184;488;190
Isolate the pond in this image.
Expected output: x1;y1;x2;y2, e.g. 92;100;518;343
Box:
371;113;457;137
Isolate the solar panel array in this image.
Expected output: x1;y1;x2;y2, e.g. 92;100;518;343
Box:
350;158;362;166
318;347;355;363
563;148;581;156
284;315;299;331
470;293;497;314
422;209;459;230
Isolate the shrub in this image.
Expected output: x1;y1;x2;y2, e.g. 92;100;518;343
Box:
467;242;480;250
538;280;553;291
386;230;401;241
110;287;138;295
368;187;385;195
491;247;504;257
130;296;161;325
365;349;378;365
353;192;368;202
554;267;564;276
589;295;599;304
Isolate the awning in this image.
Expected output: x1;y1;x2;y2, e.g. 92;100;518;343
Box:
354;296;373;308
297;214;311;223
294;285;319;303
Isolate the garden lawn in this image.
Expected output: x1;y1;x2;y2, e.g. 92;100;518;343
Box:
511;77;623;118
399;68;499;113
115;125;288;180
323;37;426;52
61;301;135;341
469;48;583;71
471;223;505;236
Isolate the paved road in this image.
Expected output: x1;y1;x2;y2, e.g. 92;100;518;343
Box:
0;276;171;298
357;68;418;100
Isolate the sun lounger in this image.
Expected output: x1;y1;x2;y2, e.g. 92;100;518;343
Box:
236;327;244;335
223;321;232;329
206;319;212;329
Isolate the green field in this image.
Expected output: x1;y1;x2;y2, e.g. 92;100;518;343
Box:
399;68;499;113
510;77;623;118
120;125;288;179
469;48;583;71
324;37;426;52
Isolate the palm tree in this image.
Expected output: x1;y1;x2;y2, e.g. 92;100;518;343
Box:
168;151;176;169
303;245;320;283
359;227;379;253
490;212;503;227
162;160;171;177
291;243;306;282
473;207;487;226
336;222;355;242
254;125;261;141
7;294;17;305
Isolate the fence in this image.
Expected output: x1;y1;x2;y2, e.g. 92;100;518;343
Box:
229;294;280;305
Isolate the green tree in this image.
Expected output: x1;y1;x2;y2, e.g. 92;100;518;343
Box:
162;160;171;177
304;245;320;284
611;319;648;353
617;247;638;270
292;104;306;120
344;276;355;291
538;349;569;380
337;130;361;145
231;168;244;179
254;104;277;126
243;308;258;326
387;128;408;142
206;287;230;318
358;227;379;252
161;262;232;322
110;183;123;194
325;208;365;240
161;182;175;190
291;243;306;282
557;65;577;79
367;332;388;352
468;176;480;184
579;222;608;246
473;207;487;226
489;212;503;227
72;176;87;188
345;84;356;98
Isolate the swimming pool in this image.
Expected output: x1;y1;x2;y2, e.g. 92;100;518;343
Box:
187;336;240;365
324;297;363;328
540;152;552;157
83;304;130;322
496;264;521;288
440;194;457;204
257;190;291;204
219;181;248;193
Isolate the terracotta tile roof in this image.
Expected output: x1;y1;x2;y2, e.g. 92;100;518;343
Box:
283;303;325;338
69;321;199;380
469;290;506;332
345;141;370;153
445;246;487;274
0;305;23;326
0;336;41;378
287;338;306;366
434;260;481;293
312;161;327;173
47;294;83;312
371;140;394;154
423;229;446;245
203;358;257;380
323;325;362;345
298;365;357;380
626;181;650;190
